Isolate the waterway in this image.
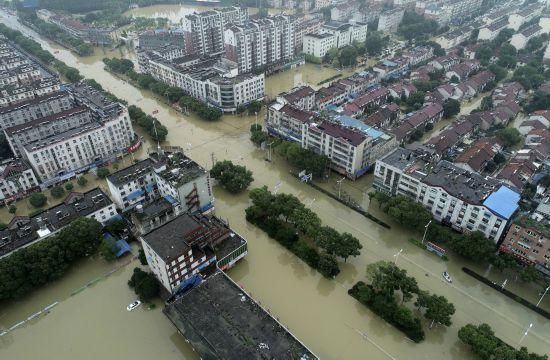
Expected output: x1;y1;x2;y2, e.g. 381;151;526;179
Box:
0;10;549;360
123;4;292;24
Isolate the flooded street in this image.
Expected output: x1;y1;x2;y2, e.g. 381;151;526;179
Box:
0;9;549;360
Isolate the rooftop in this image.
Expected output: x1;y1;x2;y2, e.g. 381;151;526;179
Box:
0;188;113;257
164;270;317;360
107;159;155;187
424;161;505;206
482;185;520;220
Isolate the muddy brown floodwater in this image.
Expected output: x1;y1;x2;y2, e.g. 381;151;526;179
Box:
0;9;549;360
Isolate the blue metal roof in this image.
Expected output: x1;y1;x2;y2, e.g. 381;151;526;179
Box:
164;195;179;206
114;239;131;257
482;186;520;220
336;115;385;139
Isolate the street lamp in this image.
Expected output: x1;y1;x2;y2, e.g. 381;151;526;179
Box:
421;220;432;245
394;249;404;264
337;177;345;199
519;323;533;345
536;284;550;307
501;279;507;290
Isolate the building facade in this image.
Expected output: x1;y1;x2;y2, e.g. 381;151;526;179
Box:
373;148;520;242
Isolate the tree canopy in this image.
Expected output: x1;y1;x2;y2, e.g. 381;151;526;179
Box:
128;267;160;301
496;127;522;148
210;160;254;193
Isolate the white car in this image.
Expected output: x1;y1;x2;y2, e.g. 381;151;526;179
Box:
443;271;452;283
126;300;141;311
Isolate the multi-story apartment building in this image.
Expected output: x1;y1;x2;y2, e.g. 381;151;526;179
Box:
0;78;61;108
107;149;213;213
373;147;520;242
182;7;248;56
267;102;397;179
0;187;116;258
5;106;94;158
0;159;39;203
377;8;405;33
0;91;74;129
223;15;295;74
24;107;133;182
303;33;337;58
138;54;264;112
277;86;316;111
478;17;509;41
294;17;323;52
140;213;248;292
499;216;549;272
435;24;475;49
425;0;482;25
321;21;368;49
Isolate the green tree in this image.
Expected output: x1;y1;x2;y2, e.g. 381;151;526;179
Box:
424;294;455;328
488;64;508;83
29;192;47;208
96;167;110;178
138;249;148;265
128;267;159;301
335;232;362;262
64;182;74;191
496;128;522;148
443;99;460;118
51;186;65;199
250;124;268;145
315;226;340;255
493;153;506;165
317;253;340;278
8;205;16;214
406;92;425;110
339;46;358;67
365;32;387;56
485;160;497;173
449;231;496;262
366;261;419;302
247;100;262;114
77;176;88;187
99;237;117;261
210;160;254;193
513;65;545;90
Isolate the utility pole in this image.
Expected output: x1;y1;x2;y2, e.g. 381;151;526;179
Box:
336;177;345;199
211;152;216;168
255;111;258;128
267;141;274;162
536;284;550;307
422;220;432;244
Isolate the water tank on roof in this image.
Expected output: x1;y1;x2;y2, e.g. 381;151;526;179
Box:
136;204;143;213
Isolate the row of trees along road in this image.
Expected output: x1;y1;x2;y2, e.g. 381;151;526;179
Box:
349;261;455;343
458;323;548;360
245;186;362;278
369;192;544;284
0;218;103;301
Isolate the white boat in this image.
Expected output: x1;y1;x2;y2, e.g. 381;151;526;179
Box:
443;271;452;283
126;300;141;311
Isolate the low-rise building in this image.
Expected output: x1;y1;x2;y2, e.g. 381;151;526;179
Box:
510;24;545;51
374;147;520;242
0;159;39;203
508;3;544;31
0;188;116;258
478;17;509;41
499;216;549;271
107;149;213;213
303;33;337;59
140;213;248;292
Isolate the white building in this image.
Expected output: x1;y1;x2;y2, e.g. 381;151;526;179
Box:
508;3;544;31
223;16;295;74
378;8;405;33
373;148;520;242
510;24;544;51
478;17;509;41
107;149;213;213
182;7;248;55
24;106;134;182
0;160;39;203
321;21;368;48
303;33;337;58
139;54;264;112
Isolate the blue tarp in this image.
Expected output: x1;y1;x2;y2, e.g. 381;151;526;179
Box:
114;239;131;257
482;186;520;220
127;189;145;201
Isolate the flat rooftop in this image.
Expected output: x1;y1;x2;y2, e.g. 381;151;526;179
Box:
380;147;433;180
164;270;317;360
